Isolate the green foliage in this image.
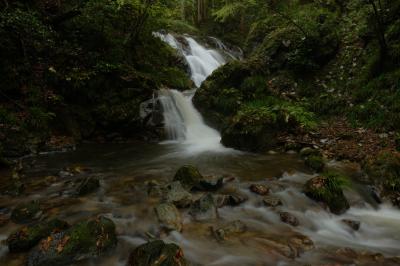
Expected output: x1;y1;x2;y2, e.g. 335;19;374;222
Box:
242;97;317;130
309;171;350;203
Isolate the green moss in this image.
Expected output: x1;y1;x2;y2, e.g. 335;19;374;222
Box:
173;165;204;190
304;172;350;214
7;219;69;252
365;151;400;192
305;155;325;172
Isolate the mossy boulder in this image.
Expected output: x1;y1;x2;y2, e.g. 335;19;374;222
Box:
305;155;325;172
11;201;41;224
127;240;187;266
173;165;204;190
27;216;117;266
221;106;279;152
75;176;100;196
7;219;69;252
364;151;400;205
304;172;350;214
163;181;193;208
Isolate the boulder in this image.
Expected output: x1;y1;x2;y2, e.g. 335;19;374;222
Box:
173;165;203;190
189;194;218;221
27;216;117;266
7;219;69;252
163;181;192;208
304;173;350;215
11;201;41;224
154;203;182;232
127;240;187;266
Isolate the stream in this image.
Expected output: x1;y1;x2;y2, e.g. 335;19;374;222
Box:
0;33;399;266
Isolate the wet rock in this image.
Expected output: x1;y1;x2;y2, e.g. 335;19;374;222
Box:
252;233;314;259
0;213;9;227
164;181;192;208
300;147;321;158
127;240;187;266
342;219;361;231
75;176;100;196
262;196;283;207
173;165;203;190
287;234;314;256
155;203;182;232
11;201;41;224
215;192;248;207
305;154;325;172
367;185;382;204
249;184;270;195
189;194;218;221
147;180;163;197
279;212;299;226
364;151;400;207
212;220;247;241
27;216;117;266
7;219;69;252
304;173;350;215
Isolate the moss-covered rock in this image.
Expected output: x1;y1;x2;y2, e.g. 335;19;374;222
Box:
7;219;69;252
304;172;350;214
163;181;193;208
75;176;100;196
127;240;187;266
27;216;117;266
364;150;400;205
173;165;204;190
305;154;325;172
11;201;41;224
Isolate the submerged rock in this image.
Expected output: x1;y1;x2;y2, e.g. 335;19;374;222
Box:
75;176;100;196
27;216;117;266
163;181;192;208
173;165;203;190
7;219;69;252
262;196;283;207
189;194;218;221
128;240;187;266
249;184;270;195
155;203;182;232
212;220;247;241
304;173;350;215
11;201;41;224
279;212;299;226
342;219;361;231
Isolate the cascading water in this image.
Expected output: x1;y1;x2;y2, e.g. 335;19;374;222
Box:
154;32;233;153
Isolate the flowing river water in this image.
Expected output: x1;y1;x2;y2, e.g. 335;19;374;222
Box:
0;34;400;266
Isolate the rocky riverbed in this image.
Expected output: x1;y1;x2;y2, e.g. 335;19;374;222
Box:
0;142;400;265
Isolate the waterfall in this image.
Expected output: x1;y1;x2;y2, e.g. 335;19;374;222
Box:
154;32;234;153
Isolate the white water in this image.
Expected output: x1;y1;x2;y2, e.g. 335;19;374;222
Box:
155;32;233;154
